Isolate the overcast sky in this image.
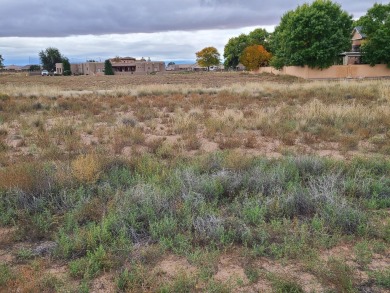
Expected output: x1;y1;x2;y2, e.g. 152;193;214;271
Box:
0;0;378;65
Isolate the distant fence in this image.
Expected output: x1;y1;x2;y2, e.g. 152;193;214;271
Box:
256;64;390;79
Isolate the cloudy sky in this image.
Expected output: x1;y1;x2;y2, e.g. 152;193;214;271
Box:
0;0;378;65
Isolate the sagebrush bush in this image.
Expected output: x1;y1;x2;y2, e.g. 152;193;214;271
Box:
0;162;54;195
71;153;101;183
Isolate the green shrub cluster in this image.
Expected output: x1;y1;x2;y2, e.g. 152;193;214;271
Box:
0;153;389;287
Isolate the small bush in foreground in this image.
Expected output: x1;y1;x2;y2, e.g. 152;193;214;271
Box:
269;274;304;293
0;264;13;286
371;269;390;289
71;154;101;183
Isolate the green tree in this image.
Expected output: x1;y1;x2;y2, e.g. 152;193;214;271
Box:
196;47;220;71
357;3;390;67
29;65;41;71
223;29;270;70
62;58;71;76
270;0;353;69
0;55;4;69
39;47;64;72
248;28;270;51
223;34;249;69
104;59;114;75
240;45;272;71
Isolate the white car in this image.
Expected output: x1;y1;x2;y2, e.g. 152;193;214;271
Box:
41;70;49;76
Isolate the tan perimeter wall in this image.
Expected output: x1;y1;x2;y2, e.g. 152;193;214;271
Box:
256;64;390;79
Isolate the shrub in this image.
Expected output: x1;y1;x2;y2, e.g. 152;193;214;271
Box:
116;265;156;292
314;258;356;292
354;240;372;268
69;257;88;279
242;197;266;226
69;245;112;279
372;269;390;289
158;273;197;293
0;264;12;286
0;162;54;195
150;215;178;240
71;154;101;184
193;214;224;243
270;275;304;293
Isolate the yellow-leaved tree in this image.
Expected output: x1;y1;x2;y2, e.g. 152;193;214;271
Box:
240;45;272;71
195;47;220;71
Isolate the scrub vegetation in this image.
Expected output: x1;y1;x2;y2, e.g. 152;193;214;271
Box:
0;72;389;292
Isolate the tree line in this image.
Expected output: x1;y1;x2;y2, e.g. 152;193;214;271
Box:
221;1;390;70
193;1;390;71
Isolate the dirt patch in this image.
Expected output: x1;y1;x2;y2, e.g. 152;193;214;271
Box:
90;274;116;293
214;255;249;287
155;254;197;279
0;248;13;264
257;258;325;293
320;244;354;261
0;227;15;246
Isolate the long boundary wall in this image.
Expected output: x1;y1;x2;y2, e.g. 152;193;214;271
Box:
256;64;390;79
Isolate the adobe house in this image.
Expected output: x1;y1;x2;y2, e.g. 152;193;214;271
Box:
340;26;366;65
166;64;194;71
55;57;165;75
110;57;165;75
3;65;22;71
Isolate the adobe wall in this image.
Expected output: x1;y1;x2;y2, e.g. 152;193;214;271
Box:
256;64;390;79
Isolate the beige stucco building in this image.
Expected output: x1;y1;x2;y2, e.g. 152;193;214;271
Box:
56;57;165;75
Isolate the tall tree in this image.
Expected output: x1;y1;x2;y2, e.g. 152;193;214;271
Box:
240;45;272;71
39;47;64;72
29;65;41;71
62;58;71;76
104;59;114;75
223;29;270;70
0;54;4;69
223;34;249;70
248;28;270;51
357;3;390;67
270;0;353;69
196;47;220;71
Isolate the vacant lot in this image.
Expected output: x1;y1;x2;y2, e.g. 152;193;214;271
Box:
0;72;389;292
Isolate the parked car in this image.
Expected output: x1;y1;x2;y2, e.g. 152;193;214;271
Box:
41;70;49;76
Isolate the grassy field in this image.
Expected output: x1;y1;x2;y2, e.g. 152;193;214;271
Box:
0;72;389;292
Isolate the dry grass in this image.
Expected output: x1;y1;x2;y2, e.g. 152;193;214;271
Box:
0;75;389;166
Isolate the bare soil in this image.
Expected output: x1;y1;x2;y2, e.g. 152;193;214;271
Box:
0;72;302;90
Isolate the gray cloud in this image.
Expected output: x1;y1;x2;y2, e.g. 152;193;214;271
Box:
0;0;377;37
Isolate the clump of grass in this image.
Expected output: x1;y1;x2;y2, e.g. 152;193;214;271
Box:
371;269;390;289
0;264;13;286
37;274;64;292
0;161;54;195
353;240;372;268
312;258;356;292
16;248;35;261
112;126;146;154
217;136;242;150
71;153;101;184
268;274;304;293
158;273;197;293
183;133;202;151
116;264;157;292
69;245;112;279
